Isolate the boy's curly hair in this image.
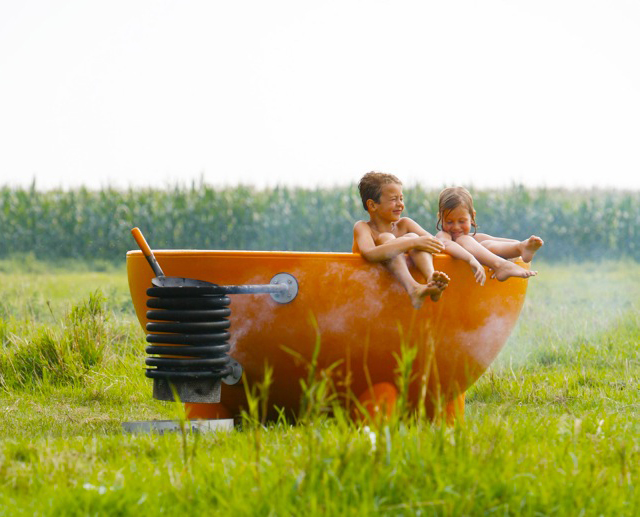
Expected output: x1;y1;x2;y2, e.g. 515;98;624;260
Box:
357;172;402;211
437;186;478;234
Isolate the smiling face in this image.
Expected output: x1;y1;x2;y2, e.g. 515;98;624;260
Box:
441;205;473;240
437;186;477;238
369;182;404;222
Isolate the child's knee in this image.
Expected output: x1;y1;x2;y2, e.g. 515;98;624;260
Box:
456;235;476;248
400;232;418;240
376;232;396;245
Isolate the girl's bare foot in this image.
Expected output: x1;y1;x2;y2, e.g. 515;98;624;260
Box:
491;261;537;281
520;236;544;263
429;271;450;302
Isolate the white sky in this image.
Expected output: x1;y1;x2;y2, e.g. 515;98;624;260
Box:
1;0;639;191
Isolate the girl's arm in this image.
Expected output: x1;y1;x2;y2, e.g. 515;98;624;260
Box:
437;231;486;285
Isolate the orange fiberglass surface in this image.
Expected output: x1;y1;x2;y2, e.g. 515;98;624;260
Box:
126;250;530;421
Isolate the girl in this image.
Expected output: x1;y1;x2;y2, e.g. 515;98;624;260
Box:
436;187;543;284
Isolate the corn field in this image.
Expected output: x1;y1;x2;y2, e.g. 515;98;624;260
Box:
0;183;638;262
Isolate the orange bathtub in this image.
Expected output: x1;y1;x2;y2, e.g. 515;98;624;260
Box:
127;250;530;422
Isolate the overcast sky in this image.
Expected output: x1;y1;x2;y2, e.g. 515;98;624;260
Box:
1;0;639;191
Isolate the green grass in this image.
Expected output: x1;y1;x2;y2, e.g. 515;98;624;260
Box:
0;259;638;515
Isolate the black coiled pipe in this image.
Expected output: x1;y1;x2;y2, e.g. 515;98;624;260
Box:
144;286;233;381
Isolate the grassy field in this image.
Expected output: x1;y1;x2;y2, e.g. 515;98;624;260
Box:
0;259;638;515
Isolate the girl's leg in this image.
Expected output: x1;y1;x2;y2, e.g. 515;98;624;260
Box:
475;234;544;262
479;239;522;260
456;235;536;280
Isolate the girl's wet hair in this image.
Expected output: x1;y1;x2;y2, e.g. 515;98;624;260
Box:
437;186;478;234
357;172;402;211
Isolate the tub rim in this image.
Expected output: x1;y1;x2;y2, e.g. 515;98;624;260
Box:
126;249;457;262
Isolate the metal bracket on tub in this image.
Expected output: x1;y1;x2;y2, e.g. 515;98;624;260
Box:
217;272;299;304
268;273;298;304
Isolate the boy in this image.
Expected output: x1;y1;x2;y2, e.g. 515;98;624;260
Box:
353;172;449;309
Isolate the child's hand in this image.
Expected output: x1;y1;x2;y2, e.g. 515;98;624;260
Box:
415;236;445;254
469;257;486;286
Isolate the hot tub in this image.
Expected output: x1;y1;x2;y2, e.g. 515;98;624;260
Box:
127;250;530;422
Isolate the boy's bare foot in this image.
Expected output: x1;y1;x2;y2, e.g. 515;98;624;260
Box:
408;285;431;309
428;271;450;302
520;235;544;263
491;261;537;281
408;276;448;309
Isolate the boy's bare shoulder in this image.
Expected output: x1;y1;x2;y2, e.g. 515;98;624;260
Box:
353;220;372;233
398;217;426;233
398;216;417;227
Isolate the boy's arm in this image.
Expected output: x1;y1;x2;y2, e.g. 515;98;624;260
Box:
401;217;433;237
353;221;441;263
436;230;486;285
400;217;445;251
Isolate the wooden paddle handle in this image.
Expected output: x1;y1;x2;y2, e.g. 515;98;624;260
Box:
131;227;152;257
131;227;165;277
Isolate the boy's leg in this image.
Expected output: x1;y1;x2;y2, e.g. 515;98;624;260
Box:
376;233;445;308
377;233;422;292
408;249;450;301
401;235;449;301
456;235;536;280
402;234;435;280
